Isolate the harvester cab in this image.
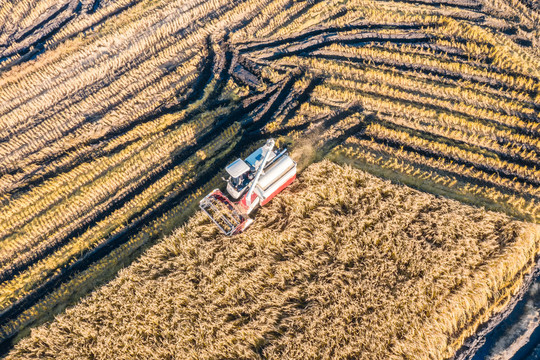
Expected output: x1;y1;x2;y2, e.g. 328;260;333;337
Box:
199;138;296;236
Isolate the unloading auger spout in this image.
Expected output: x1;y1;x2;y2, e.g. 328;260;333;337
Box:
245;138;275;208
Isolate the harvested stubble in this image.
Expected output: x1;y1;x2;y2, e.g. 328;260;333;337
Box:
8;160;539;360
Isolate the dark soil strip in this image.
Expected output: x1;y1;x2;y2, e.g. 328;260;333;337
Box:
251;74;320;127
513;37;533;47
279;76;323;127
231;61;261;89
453;257;540;360
0;0;139;74
0;11;77;73
242;71;302;132
10;3;73;49
0;1;77;59
385;0;483;10
257;32;435;61
236;23;433;52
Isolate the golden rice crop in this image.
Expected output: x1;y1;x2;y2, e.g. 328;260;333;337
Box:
6;160;538;360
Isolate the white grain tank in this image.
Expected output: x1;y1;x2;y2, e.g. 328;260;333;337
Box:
255;155;296;206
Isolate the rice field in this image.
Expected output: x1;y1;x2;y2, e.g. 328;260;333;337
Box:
6;161;539;359
1;0;540;357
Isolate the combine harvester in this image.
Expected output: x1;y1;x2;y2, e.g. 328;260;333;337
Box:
199;139;297;235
